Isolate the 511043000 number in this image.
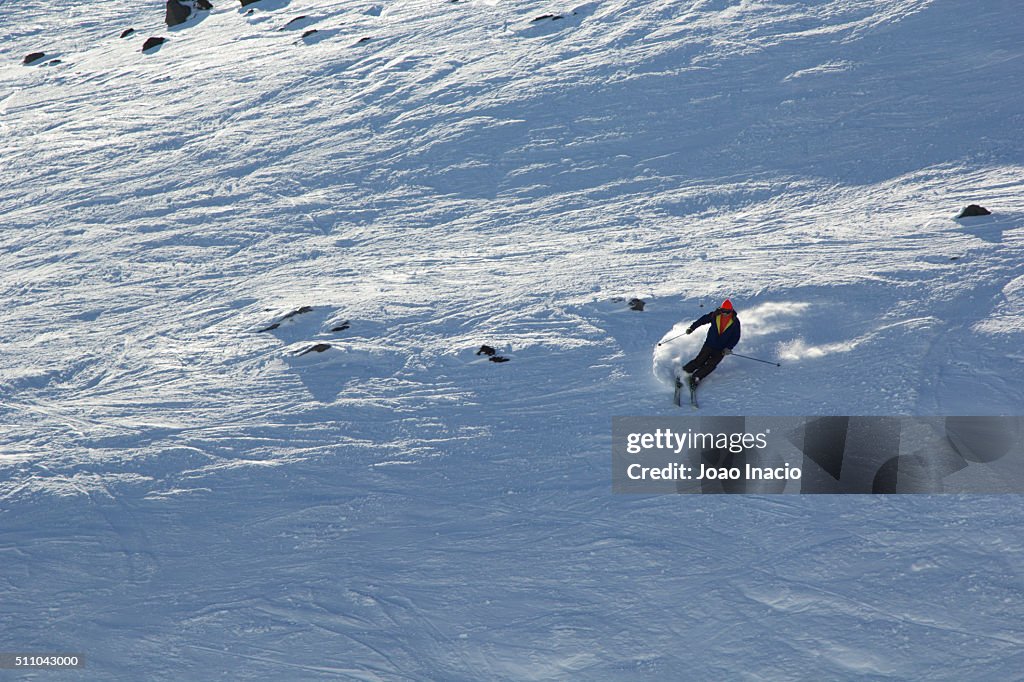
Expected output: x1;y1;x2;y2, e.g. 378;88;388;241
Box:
0;654;84;669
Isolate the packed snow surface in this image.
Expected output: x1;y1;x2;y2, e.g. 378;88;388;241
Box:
1;0;1023;678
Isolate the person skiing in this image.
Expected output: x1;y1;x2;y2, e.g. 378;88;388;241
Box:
682;299;740;389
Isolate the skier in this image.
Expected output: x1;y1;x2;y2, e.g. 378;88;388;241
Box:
682;299;740;389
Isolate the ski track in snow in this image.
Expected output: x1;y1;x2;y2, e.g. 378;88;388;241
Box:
1;0;1023;678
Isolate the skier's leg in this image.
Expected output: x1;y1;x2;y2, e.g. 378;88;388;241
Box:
693;349;725;380
683;345;713;374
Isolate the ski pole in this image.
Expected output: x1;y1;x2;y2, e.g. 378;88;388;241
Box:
727;351;780;367
657;331;689;346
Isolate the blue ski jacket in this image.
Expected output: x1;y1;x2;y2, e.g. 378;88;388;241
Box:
689;309;741;350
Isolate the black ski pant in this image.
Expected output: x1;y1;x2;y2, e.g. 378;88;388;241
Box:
683;344;725;380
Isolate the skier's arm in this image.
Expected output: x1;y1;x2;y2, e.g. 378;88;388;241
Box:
686;312;714;334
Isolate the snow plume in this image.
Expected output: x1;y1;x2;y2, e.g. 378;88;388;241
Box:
652;323;691;386
737;301;812;338
777;337;860;361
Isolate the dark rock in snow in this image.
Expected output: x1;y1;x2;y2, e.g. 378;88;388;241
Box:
121;28;136;38
166;0;192;27
44;60;63;67
331;322;351;332
142;37;168;52
628;298;645;311
23;52;46;65
281;15;308;29
956;204;991;218
296;28;335;46
476;345;497;357
240;0;262;6
354;36;373;45
532;13;564;22
489;356;510;363
257;306;315;332
167;0;213;27
296;343;332;356
286;306;314;318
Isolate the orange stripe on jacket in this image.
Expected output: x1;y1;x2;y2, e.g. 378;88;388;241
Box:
716;313;735;335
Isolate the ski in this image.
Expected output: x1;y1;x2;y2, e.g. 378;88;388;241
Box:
673;377;682;406
688;375;699;409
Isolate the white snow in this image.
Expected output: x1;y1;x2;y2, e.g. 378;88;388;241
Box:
1;0;1023;678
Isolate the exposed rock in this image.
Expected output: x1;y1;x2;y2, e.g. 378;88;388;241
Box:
302;29;319;39
331;322;351;332
489;356;510;363
956;204;991;218
166;0;192;27
240;0;262;6
296;343;332;356
23;52;46;65
286;306;314;318
532;13;564;22
121;28;136;38
257;306;314;332
476;345;497;357
167;0;213;27
628;298;645;311
281;15;308;29
142;37;168;52
354;36;372;45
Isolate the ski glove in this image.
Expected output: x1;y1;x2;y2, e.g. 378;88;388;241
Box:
685;326;695;334
722;348;732;355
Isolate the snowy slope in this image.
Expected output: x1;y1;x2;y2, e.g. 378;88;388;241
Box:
1;0;1023;678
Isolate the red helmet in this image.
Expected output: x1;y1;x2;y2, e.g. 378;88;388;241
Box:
721;299;734;311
